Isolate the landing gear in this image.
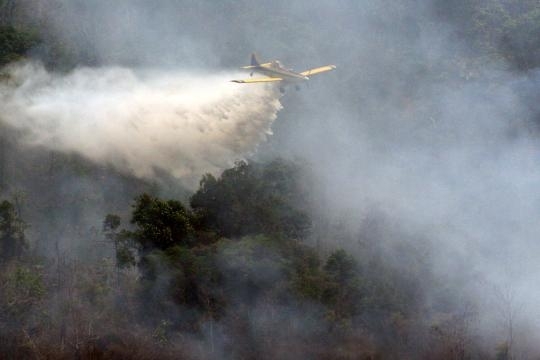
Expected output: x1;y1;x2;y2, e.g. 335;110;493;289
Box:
250;72;253;77
295;85;301;91
279;87;286;94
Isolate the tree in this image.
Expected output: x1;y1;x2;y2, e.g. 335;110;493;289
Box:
190;159;311;239
322;249;362;321
130;194;194;252
433;0;540;70
0;200;27;260
0;25;38;65
103;214;135;286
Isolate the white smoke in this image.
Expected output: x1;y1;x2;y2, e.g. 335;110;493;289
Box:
0;62;282;185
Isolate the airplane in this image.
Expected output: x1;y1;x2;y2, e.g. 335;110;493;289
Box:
231;53;336;93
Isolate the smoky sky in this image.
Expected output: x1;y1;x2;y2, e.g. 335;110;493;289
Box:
11;0;540;351
0;63;281;186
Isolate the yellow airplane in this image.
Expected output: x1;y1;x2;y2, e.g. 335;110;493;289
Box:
231;53;336;93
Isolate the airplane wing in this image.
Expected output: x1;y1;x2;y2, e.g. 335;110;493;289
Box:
231;77;283;83
300;65;336;77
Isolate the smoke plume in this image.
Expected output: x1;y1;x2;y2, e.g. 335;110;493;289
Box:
0;62;281;185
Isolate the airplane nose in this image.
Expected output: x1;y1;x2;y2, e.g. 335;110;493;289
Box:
304;76;309;80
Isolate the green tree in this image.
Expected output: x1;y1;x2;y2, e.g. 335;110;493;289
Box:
131;194;194;252
0;25;38;65
322;249;362;321
0;264;45;334
190;159;311;239
434;0;540;70
0;200;27;260
103;214;136;287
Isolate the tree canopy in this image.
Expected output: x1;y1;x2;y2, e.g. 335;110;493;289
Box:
190;159;311;239
0;200;27;260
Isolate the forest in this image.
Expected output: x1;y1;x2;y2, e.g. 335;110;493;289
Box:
2;0;540;359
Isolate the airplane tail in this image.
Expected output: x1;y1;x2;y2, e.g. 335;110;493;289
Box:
251;53;261;66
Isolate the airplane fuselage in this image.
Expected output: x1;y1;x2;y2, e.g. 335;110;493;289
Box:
255;64;309;81
231;54;336;91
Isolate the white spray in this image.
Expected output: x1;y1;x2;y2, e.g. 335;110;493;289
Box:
0;62;282;185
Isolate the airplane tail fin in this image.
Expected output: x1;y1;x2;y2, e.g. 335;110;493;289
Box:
251;53;261;66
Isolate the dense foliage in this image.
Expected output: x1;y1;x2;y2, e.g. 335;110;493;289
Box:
434;0;540;70
0;200;26;260
103;160;429;358
0;159;435;358
190;160;311;239
0;25;37;66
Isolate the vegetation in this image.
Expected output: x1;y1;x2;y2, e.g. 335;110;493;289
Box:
0;25;37;66
0;160;463;358
0;200;27;260
434;0;540;70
